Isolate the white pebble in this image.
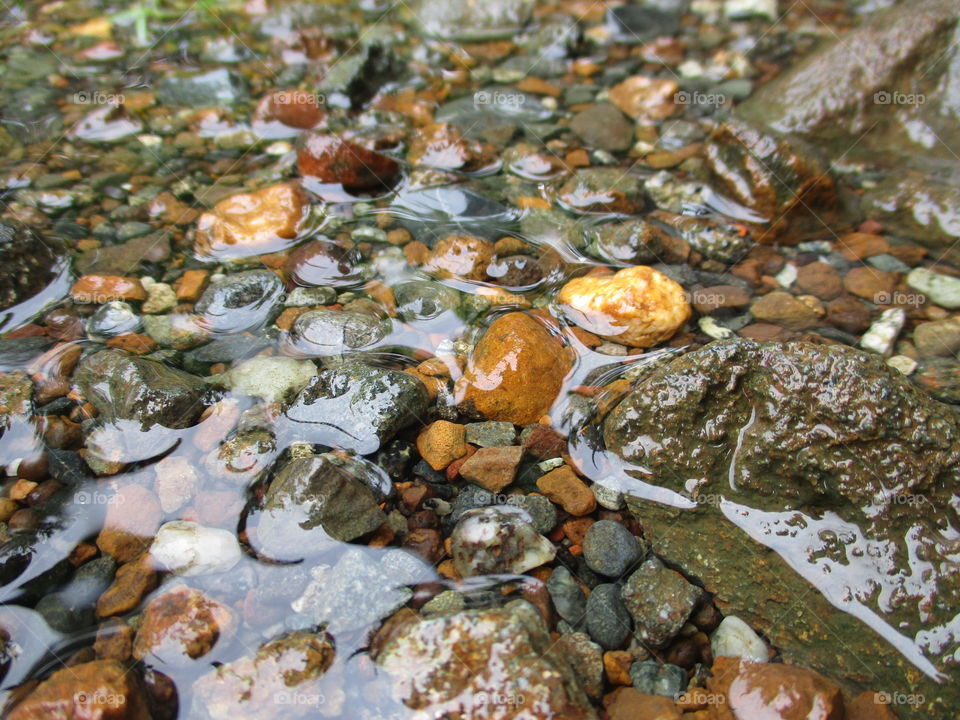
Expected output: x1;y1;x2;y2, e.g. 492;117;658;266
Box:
724;0;778;20
906;268;960;309
775;263;797;288
711;615;769;662
859;307;905;356
222;355;317;403
887;355;918;376
699;316;735;340
150;521;242;577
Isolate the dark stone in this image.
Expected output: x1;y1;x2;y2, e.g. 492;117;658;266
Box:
585;582;631;651
157;68;248;107
0;222;61;311
570;103;633;152
194;270;284;334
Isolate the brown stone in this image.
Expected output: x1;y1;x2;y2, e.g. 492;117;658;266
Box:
407;122;494;171
838;232;890;260
522;423;567;460
416;420;467;471
795;261;843;300
608;76;678;120
457;312;573;426
297;133;400;191
458;445;525;492
603;650;633;686
536;465;596;516
603;687;681;720
691;285;751;315
826;294;872;333
750;291;821;330
93;618;134;661
253;90;325;129
914;317;960;358
70;275;146;303
423;234;494;281
843;266;898;301
96;485;162;563
133;587;234;666
846;691;899;720
8;659;152;720
174;269;209;302
97;555;158;618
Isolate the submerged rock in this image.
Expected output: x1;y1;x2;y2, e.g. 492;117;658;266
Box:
621;557;702;647
157;68;248;107
410;0;535;41
133;586;234;666
297;134;400;192
218;355;316;403
451;506;555;576
558;169;648;215
601;339;960;712
150;521;242;577
283;361;427;454
372;600;596;718
194;270;284;334
0;222;61;311
287;308;390;356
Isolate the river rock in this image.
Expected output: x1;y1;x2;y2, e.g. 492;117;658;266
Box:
194;270;284;334
585;583;631;651
133;586;234;666
547;565;587;625
621;557;702;647
218;355;316;403
559;169;648;214
194;183;308;260
602;338;960;714
582;520;646;578
558;266;691;347
283;361;428;454
423;234;495;281
906;267;960;309
192;631;335;720
150;521;242;577
0;222;60;311
371;600;596;718
287;308;389;356
458;445;524;492
570;103;633;152
255;454;387;561
158;68;247;107
711;615;769;663
451;506;555;576
410;0;535;41
456;312;573;426
297;133;400;192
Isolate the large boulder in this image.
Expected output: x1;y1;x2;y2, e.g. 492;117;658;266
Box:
601;339;960;717
371;600;596;718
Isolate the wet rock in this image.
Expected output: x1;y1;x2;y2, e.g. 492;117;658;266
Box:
95;485;163;563
142;314;208;351
284;238;366;288
457;312;572;426
451;506;555;576
416;420;467;471
704;119;835;241
859;307;905;356
297;134;400;193
560;632;604;698
536;465;597;516
423;234;495;281
906;267;960;309
465;421;516;447
509;494;557;535
96;555;158;618
826;294;872;333
604;688;681;720
559;169;647;214
253;90;326;132
86;302;142;340
391;185;517;243
711;615;769;663
547;565;587;625
284;361;427;454
292;547;426;633
690;285;750;315
621;557;701;647
150;521;242;577
8;659;152;720
587;219;688;265
75;349;206;430
558;266;691;347
194;183;308;260
586;583;631;651
158;68;248;107
194;270;284;335
218;355;316;403
570;103;633;152
608;76;678;121
914;358;960;404
749;291;821;330
407;122;495;171
0;222;60;310
914;317;960;358
203;428;277;486
583;520;645;578
628;661;686;698
318;41;401;110
372;600;595;717
485;254;544;287
287;308;390;356
411;0;535;41
133;586;234;666
393;280;460;320
192;631;335;720
71;274;146;303
795;261;843;300
607;3;682;43
458;446;524;492
653;212;752;264
708;656;844;720
256;454;387;560
603;339;960;712
36;556;116;632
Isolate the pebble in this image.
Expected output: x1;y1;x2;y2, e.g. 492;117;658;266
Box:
699;316;735;340
96;555;157;618
608;75;678;120
724;0;778;19
284;286;336;307
859;307;905;356
557;266;691;347
795;261;843;299
194;269;284;334
297;133;400;192
86;301;142;339
464;420;516;447
907;267;960;308
583;520;646;578
710;615;769;662
149;520;242;577
887;354;918;376
750;291;821;330
451;506;556;576
416;420;467;471
592;482;625;510
843;266;897;301
133;586;234;666
774;262;797;288
560;632;604;697
604;688;682;720
547;566;587;624
536;465;597;516
423;234;495;281
570;102;633;152
510;493;558;534
621;557;702;647
141;281;177;314
219;355;317;403
629;661;687;698
95;484;163;563
71;274;146;303
586;583;632;651
914;317;960;358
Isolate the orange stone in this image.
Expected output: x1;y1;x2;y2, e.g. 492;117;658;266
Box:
536;465;596;516
423;234;495;281
95;484;163;562
416;420;467;471
133;586;234;666
71;275;146;303
174;269;210;302
608;76;678;120
603;650;633;686
97;555;158;618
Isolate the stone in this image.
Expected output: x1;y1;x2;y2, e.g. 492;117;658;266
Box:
86;302;141;340
297;133;400;192
411;0;536;41
795;262;843;300
604;688;681;720
602;339;960;714
914;317;960;358
451;506;555;576
141;282;176;314
71;275;146;303
536;465;597;516
906;267;960;309
749;291;821;330
826;294;872;333
133;586;234;666
859;307;905;356
588;219;689;266
372;600;595;717
570;103;633;152
284;237;366;288
629;661;687;698
846;691;899;720
559;169;647;215
317;41;401;109
690;285;751;315
284;361;428;455
839;233;890;261
464;421;516;447
407;121;495;171
654;212;753;264
194;270;284;334
558;266;691;347
708;657;844;720
96;555;158;618
219;355;316;403
157;68;247;106
583;520;645;578
194;183;308;260
586;583;632;651
96;484;163;563
711;615;769;663
255;455;387;560
457;312;572;425
75;349;206;430
547;566;587;624
608;76;678;120
607;3;681;43
422;234;495;281
843;266;897;301
416;420;467;471
8;659;152;720
149;521;242;577
458;445;524;492
286;308;390;356
622;557;702;647
252;90;326;131
192;631;335;720
0;222;61;310
560;632;604;698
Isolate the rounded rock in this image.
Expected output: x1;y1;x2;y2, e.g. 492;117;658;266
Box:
582;520;645;578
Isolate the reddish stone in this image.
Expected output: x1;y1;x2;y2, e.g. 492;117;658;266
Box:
826;294;872;333
97;555;158;618
133;587;234;666
254;90;325;129
71;275;146;303
536;465;596;516
297;133;400;192
522;423;567;460
96;485;162;562
843;266;898;301
458;445;524;492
